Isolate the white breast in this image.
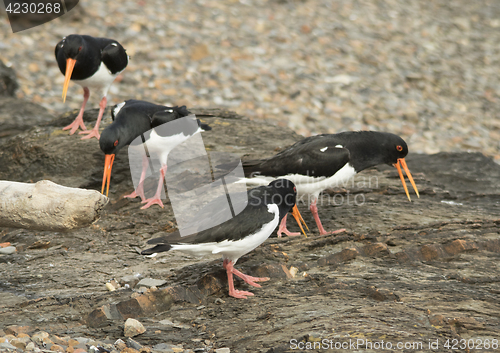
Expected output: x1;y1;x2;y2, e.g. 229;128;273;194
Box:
72;62;119;97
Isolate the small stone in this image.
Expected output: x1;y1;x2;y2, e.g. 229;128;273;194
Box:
68;339;79;347
139;347;151;353
106;282;116;291
120;274;142;288
51;344;65;352
0;342;17;350
126;338;142;350
215;348;230;353
26;342;36;351
73;349;87;353
11;338;27;350
124;318;146;337
66;346;74;353
114;339;127;351
0;246;16;254
52;335;69;346
135;278;167;288
121;348;140;353
32;331;49;344
4;325;33;336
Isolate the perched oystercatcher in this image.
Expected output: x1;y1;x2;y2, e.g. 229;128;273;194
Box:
55;34;128;140
100;99;211;209
241;131;420;236
141;179;307;299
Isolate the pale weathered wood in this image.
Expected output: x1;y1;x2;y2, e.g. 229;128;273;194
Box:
0;180;108;231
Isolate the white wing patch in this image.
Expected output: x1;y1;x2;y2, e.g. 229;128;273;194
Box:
113;101;126;117
320;147;328;152
111;43;118;47
335;144;343;148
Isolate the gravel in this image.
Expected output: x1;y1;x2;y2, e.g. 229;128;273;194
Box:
1;0;499;159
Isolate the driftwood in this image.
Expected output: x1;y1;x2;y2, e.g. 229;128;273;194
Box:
0;180;108;231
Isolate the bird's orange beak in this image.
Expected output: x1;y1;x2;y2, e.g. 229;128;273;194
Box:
62;58;76;102
291;204;309;237
101;154;115;197
393;158;420;201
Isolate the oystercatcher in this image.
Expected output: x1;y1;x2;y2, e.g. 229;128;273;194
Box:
141;179;307;299
55;34;128;140
241;131;420;236
100;99;211;209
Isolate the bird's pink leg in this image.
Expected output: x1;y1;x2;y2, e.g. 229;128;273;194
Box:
223;259;269;299
80;96;107;140
124;155;148;201
276;214;301;238
141;165;166;209
310;199;346;236
63;87;89;134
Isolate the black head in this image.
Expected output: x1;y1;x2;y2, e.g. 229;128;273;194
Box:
342;132;409;171
267;178;297;215
58;34;85;60
99;126;123;155
377;133;409;165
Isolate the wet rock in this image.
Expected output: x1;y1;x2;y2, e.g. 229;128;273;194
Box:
124;318;146;338
318;248;359;266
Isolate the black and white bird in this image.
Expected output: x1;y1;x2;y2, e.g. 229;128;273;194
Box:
100;99;211;209
55;34;128;140
241;131;420;236
141;179;306;299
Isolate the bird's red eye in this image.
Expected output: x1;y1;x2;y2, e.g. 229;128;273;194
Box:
78;46;82;52
114;140;119;146
293;187;296;192
396;145;403;152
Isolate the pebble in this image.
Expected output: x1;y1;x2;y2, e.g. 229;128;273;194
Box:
215;349;230;353
0;246;16;255
123;318;146;338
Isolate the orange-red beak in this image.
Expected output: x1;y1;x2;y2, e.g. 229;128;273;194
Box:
291;204;309;237
62;58;76;102
102;154;115;197
393;158;420;201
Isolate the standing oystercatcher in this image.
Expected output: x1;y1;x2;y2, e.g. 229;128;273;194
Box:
141;179;306;299
55;34;128;140
241;131;420;236
99;99;211;209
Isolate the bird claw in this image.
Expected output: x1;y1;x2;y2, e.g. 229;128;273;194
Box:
63;119;86;135
140;198;164;209
79;128;100;140
229;289;255;299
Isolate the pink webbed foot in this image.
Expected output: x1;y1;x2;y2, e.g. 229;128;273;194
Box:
140;198;164;209
228;289;255;299
63;117;87;135
79;127;100;140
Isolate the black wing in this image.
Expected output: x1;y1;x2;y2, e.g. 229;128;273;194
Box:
142;187;275;254
101;41;128;74
243;135;350;178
